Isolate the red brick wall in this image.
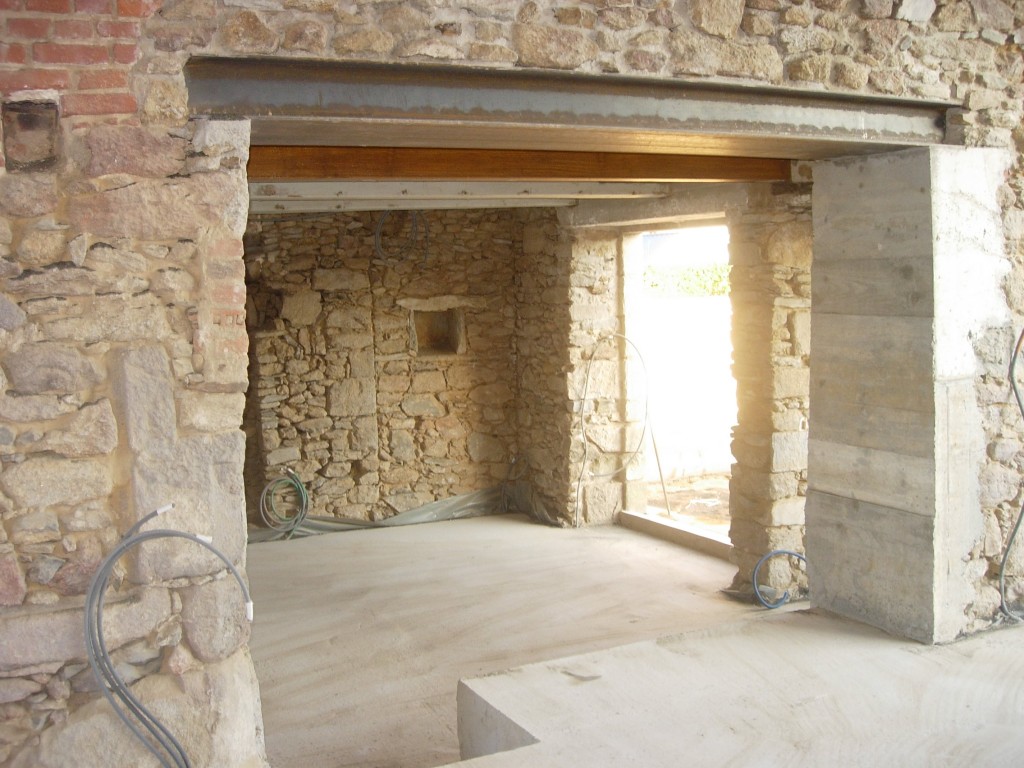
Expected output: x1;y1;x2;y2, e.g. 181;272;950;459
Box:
0;0;156;117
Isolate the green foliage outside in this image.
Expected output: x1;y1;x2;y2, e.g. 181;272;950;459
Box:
643;263;731;298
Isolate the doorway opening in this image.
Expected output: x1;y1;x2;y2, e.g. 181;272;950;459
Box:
624;224;736;548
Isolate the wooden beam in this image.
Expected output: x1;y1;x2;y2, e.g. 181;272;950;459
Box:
247;146;792;183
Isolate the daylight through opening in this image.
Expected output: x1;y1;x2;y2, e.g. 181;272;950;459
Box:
625;225;735;546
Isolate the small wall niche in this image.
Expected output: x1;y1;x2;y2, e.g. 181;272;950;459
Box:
2;101;60;172
413;308;466;356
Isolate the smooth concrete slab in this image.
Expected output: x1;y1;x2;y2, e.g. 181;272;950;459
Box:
452;610;1024;767
246;514;755;768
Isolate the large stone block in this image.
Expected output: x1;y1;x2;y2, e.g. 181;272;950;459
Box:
0;547;26;606
37;399;118;458
0;587;170;671
179;577;251;663
512;23;600;69
689;0;745;37
42;299;172;344
111;345;177;460
0;174;57;218
86;125;186;178
2;344;100;395
69;175;237;241
128;431;247;582
1;456;112;509
178;392;245;433
8;648;268;768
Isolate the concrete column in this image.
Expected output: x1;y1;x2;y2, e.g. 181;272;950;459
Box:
808;146;1010;643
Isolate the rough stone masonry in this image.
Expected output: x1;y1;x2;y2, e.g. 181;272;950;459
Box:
0;0;1020;766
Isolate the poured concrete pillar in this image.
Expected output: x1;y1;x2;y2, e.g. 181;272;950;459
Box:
808;146;1009;643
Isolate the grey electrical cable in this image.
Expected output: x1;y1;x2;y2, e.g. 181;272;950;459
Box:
1000;326;1024;621
85;507;253;768
374;210;429;261
573;332;659;527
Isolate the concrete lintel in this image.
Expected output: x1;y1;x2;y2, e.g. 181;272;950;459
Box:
185;58;952;160
562;183;747;230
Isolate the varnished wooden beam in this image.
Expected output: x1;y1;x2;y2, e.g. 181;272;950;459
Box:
247;146;792;183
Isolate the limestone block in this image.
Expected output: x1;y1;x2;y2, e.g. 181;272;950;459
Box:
970;0;1014;30
0;393;73;422
896;0;936;22
179;577;251;663
584;482;621;524
334;28;395;55
69;175;238;241
43;299;172;344
0;174;57;218
282;20;328;53
2;344;100;395
9;648;268;768
861;0;894;18
192;120;251;163
689;0;745;37
266;446;301;466
37;399;117;458
512;24;600;69
790;54;831;84
15;228;65;268
281;289;322;325
0;294;26;331
401;393;446;417
468;432;506;463
111;345;177;460
772;366;809;400
0;547;27;606
0;677;42;705
1;456;112;509
0;587;170;671
220;9;278;53
85;125;186;178
128;432;246;582
5;263;149;298
469;382;514;405
178;392;245;433
329;379;376;417
390;430;416;462
312;268;370;292
410;371;446;394
50;535;103;596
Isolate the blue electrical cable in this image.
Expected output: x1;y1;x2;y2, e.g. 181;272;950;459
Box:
752;549;807;609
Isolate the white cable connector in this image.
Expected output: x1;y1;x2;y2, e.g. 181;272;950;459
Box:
245;601;254;621
196;534;213;545
154;503;175;516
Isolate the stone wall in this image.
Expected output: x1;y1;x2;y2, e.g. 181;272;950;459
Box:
0;0;1022;763
243;209;521;521
0;110;267;764
728;182;812;595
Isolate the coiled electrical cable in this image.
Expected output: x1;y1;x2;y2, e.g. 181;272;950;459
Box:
573;332;656;527
374;210;429;261
1000;326;1024;621
752;549;807;609
84;503;253;768
258;467;310;539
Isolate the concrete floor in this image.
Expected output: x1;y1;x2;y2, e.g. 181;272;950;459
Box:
247;514;1024;768
246;514;759;768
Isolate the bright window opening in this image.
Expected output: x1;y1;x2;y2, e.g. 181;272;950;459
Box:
626;224;735;543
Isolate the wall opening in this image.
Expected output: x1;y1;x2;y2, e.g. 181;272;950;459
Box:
624;224;735;546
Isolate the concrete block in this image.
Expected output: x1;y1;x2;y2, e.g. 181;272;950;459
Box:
813;257;933;317
809;438;934;514
806;490;938;643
